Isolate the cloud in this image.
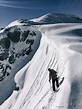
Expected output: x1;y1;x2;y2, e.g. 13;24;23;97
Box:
0;3;55;10
0;1;33;9
0;3;31;9
0;0;61;10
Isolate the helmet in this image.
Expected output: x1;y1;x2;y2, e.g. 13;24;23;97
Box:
48;68;51;72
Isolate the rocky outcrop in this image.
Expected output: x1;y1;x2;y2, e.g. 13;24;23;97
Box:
0;25;38;81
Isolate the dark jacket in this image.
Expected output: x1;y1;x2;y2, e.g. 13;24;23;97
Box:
49;69;57;81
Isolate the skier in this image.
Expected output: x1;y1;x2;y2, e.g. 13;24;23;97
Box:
48;68;59;92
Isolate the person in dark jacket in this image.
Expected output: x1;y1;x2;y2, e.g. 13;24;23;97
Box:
48;68;59;91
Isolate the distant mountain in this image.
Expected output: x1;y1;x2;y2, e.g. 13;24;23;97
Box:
31;13;82;23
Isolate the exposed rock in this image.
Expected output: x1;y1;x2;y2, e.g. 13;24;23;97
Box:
20;30;30;42
0;37;10;49
0;51;9;61
8;54;15;64
7;31;21;43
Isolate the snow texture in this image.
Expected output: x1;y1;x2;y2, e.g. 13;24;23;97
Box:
0;13;82;109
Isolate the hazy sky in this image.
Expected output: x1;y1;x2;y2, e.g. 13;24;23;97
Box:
0;0;82;28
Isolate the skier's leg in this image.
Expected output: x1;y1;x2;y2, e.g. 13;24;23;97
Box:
56;78;59;88
52;79;56;91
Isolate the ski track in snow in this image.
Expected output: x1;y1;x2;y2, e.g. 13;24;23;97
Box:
24;45;65;109
33;49;58;109
17;46;59;109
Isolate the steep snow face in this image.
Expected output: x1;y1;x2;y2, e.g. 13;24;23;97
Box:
31;13;82;23
1;22;82;109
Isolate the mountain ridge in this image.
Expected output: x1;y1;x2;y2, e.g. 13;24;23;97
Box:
31;12;82;23
0;13;82;109
1;13;82;29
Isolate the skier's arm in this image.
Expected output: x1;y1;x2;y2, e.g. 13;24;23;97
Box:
55;71;59;78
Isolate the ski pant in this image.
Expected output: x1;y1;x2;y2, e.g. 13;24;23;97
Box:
52;78;59;91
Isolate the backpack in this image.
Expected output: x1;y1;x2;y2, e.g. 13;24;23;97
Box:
50;69;57;79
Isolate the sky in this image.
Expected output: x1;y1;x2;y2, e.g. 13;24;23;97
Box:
0;0;82;28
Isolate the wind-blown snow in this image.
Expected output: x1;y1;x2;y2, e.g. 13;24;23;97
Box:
0;13;82;109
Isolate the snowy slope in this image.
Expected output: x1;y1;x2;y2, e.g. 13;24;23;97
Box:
0;13;82;109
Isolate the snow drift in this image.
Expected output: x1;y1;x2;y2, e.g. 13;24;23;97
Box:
0;13;82;109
